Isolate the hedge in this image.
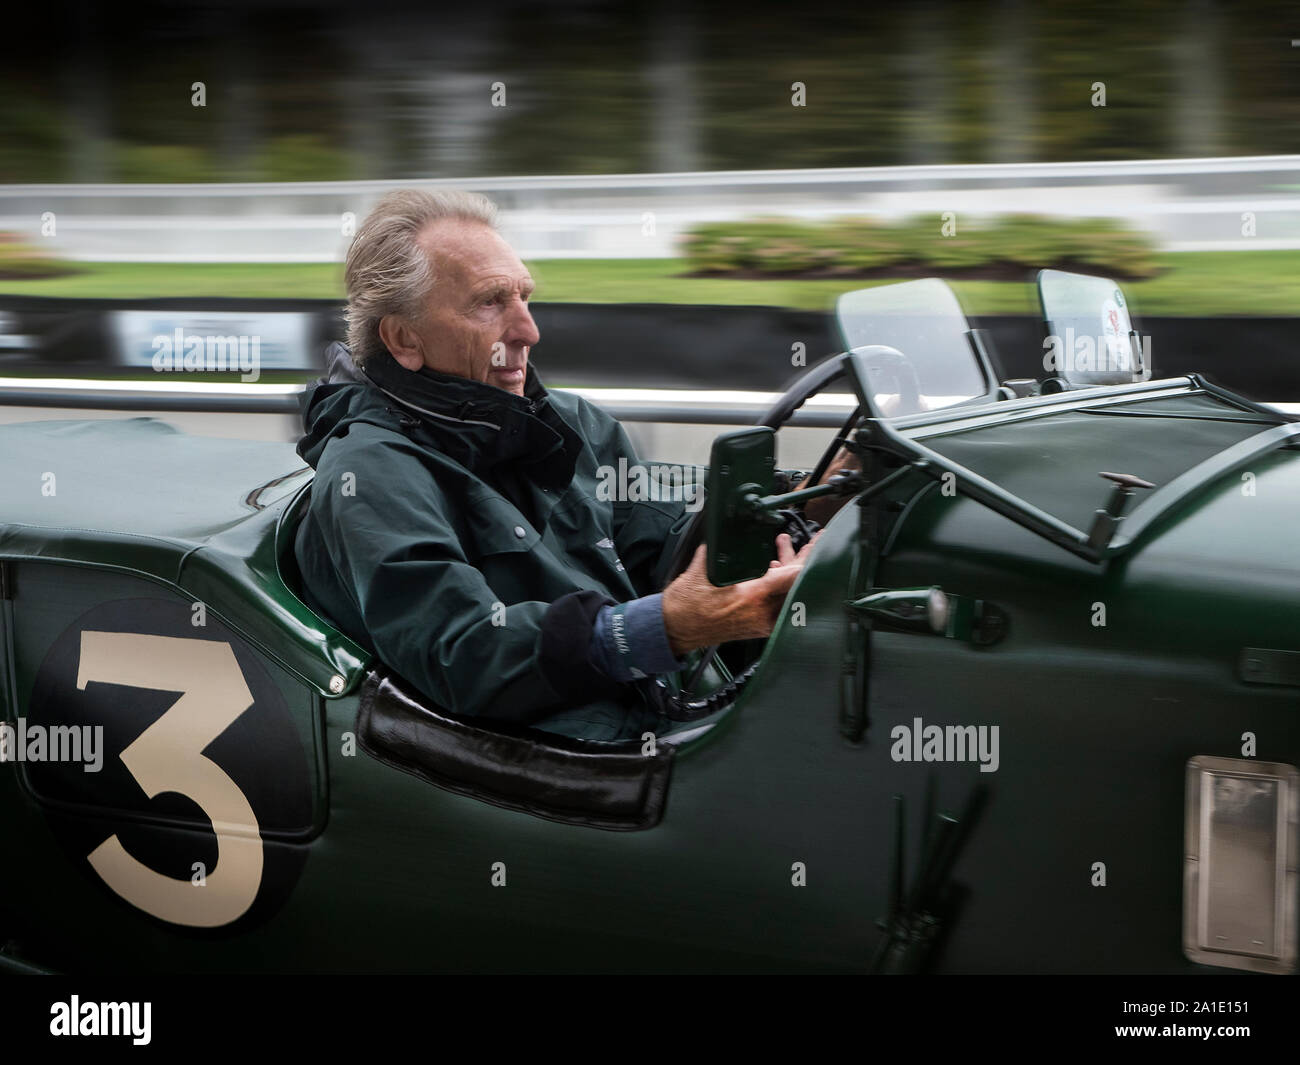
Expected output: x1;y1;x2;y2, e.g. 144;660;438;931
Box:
681;214;1159;279
0;233;81;280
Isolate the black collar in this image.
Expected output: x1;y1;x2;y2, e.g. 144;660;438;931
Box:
359;350;584;494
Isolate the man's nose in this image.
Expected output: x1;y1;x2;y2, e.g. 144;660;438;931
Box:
506;298;540;348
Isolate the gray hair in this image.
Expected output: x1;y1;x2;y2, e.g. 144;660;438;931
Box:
344;187;499;366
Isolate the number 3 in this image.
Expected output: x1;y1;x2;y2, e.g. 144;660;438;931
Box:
77;631;263;927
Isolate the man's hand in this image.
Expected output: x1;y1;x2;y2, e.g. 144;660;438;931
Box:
661;531;820;657
799;446;863;526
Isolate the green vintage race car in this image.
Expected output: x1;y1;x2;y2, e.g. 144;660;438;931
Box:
1;271;1296;974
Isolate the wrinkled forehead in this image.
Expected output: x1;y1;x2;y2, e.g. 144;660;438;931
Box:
417;218;527;293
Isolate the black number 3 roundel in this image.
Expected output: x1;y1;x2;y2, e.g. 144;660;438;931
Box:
25;597;314;933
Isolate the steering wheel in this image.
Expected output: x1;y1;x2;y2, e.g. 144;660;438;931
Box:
640;354;866;722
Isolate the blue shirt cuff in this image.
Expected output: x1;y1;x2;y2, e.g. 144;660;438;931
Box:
587;593;688;682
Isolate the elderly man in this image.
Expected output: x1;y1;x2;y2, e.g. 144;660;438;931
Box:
294;188;815;741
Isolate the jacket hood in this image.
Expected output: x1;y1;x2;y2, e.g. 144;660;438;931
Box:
296;344;585;495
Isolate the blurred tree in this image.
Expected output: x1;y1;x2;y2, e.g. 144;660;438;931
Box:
114;145;214;183
987;0;1035;164
1172;0;1226;157
62;0;110;181
649;1;700;173
252;135;353;182
485;2;655;175
0;83;64;181
4;0;1300;182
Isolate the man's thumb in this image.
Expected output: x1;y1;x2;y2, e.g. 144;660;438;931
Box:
763;565;801;596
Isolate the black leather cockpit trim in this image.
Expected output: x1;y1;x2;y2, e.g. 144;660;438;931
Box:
355;671;673;832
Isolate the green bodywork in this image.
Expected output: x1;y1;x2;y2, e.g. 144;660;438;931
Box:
1;373;1299;973
0;418;367;697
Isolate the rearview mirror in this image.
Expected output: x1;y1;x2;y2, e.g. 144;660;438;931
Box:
704;427;778;586
1038;269;1149;387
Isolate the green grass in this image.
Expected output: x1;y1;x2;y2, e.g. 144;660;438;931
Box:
1;252;1298;315
0;262;345;299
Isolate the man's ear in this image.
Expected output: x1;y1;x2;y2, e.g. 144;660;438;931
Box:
378;315;425;372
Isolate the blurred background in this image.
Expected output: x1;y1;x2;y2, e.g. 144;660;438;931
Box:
6;0;1299;182
0;0;1298;461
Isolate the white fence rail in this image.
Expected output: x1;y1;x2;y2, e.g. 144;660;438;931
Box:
2;156;1299;262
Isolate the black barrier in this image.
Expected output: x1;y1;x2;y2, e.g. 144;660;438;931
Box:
0;296;344;372
0;296;1296;401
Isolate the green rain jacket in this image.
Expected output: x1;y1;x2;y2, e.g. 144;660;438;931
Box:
293;347;698;741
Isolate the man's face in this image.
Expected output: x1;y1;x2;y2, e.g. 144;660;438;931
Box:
388;218;539;396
